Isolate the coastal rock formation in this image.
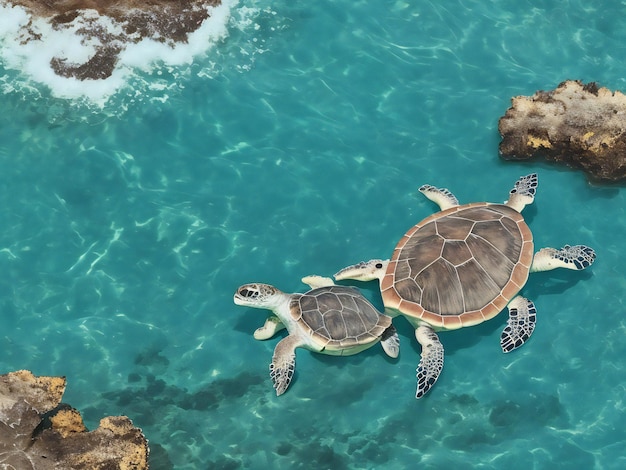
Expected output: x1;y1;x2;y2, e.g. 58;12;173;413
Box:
498;80;626;182
4;0;221;80
0;370;148;469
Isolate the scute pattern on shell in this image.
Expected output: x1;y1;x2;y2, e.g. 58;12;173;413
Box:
383;203;533;329
290;286;391;349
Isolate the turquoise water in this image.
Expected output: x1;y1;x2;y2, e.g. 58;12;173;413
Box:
1;0;625;468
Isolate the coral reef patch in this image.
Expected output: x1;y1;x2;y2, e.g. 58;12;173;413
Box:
0;370;149;469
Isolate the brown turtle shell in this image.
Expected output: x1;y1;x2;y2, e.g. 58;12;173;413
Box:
381;203;533;330
290;285;391;351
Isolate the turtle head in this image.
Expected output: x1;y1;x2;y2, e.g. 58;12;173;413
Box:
234;283;281;308
334;259;389;282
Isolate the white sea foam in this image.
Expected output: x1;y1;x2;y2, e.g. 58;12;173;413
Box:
0;0;239;106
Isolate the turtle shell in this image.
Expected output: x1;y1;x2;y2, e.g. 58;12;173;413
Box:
290;285;391;351
380;202;533;330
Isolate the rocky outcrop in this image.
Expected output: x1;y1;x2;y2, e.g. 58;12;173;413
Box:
4;0;221;80
499;80;626;182
0;370;148;469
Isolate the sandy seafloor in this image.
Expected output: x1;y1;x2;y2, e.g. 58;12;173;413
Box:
0;0;625;468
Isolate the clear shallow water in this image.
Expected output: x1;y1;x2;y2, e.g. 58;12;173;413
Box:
0;0;625;468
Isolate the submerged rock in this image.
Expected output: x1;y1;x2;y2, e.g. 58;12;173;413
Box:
4;0;221;80
498;80;626;182
0;370;148;469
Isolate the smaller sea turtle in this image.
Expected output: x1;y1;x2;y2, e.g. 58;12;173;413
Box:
234;275;400;396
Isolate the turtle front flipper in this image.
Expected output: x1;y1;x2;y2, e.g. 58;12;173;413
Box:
500;296;537;353
254;315;286;340
418;184;459;210
530;244;596;272
301;275;335;289
380;324;400;358
505;173;537;212
270;335;304;396
415;325;444;399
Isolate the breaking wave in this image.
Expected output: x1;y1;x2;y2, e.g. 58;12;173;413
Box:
0;0;274;108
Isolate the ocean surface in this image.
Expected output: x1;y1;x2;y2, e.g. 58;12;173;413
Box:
0;0;624;468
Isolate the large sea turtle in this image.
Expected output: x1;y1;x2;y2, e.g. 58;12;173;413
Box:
334;174;596;398
234;275;400;396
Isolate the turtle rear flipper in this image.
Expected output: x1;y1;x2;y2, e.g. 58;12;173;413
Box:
506;173;538;212
380;324;400;358
531;244;597;272
415;326;444;399
500;296;537;353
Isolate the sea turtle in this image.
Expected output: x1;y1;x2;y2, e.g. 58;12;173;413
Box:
233;275;400;396
334;174;596;398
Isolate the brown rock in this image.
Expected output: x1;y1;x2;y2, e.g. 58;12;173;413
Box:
5;0;221;80
0;370;149;470
498;80;626;182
